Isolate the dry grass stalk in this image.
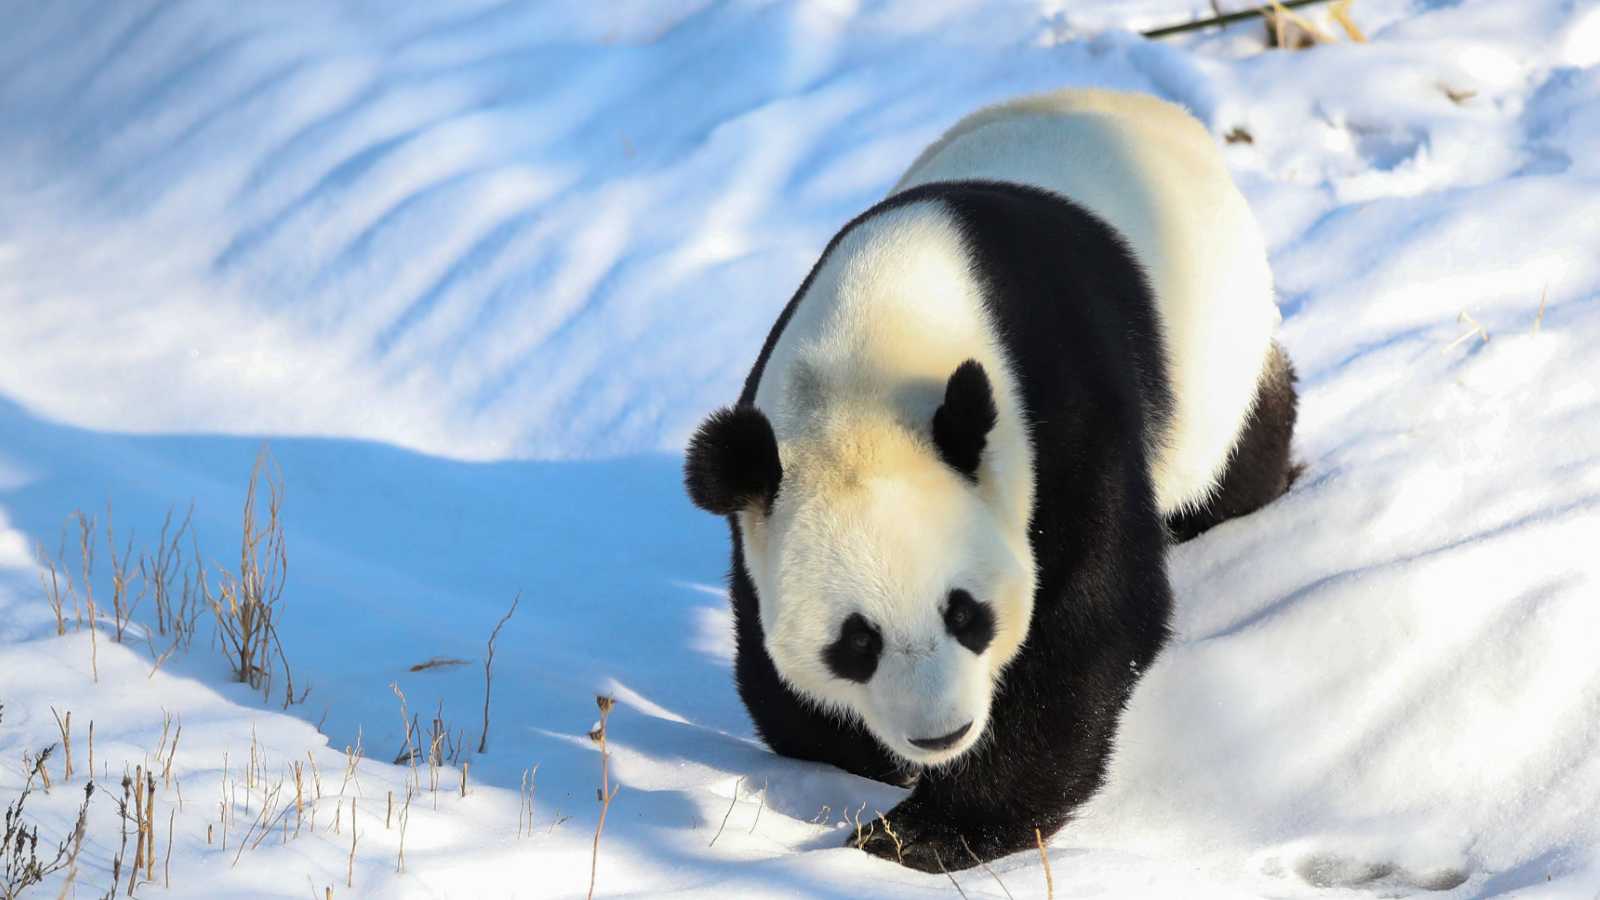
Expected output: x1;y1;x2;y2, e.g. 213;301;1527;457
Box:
962;835;1015;900
875;813;905;866
204;447;302;708
87;722;94;781
478;592;521;753
1329;0;1366;41
347;799;357;889
129;766;145;896
1036;828;1054;900
749;779;768;835
50;708;72;782
74;513;100;683
164;810;174;889
587;696;619;900
144;774;156;884
386;791;393;831
232;778;285;866
162;724;182;790
396;788;413;874
1142;0;1336;39
932;848;969;900
306;752;323;801
112;776;132;890
460;761;469;798
518;766;538;837
708;776;743;848
338;728;364;797
36;543;67;637
293;762;305;837
1264;0;1335;48
1446;311;1491;351
140;505;196;646
104;504;144;643
389;684;421;790
1534;286;1549;334
22;747;54;794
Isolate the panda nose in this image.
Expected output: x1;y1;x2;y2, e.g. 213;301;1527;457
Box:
909;721;972;751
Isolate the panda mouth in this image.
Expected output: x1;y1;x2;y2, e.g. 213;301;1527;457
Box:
907;721;972;751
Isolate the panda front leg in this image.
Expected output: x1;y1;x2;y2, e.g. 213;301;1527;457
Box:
847;651;1128;871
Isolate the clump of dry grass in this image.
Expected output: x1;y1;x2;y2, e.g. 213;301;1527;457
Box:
2;774;93;898
141;505;200;652
203;447;304;709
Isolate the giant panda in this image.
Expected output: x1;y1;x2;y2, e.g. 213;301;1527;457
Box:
683;88;1299;871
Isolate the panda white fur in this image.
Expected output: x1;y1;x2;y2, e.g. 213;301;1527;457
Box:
684;88;1299;871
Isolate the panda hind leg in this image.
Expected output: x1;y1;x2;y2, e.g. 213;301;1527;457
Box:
1166;342;1302;543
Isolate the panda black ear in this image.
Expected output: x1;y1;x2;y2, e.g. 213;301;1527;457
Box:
684;405;783;515
931;359;997;481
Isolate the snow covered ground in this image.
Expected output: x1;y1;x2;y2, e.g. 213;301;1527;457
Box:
2;0;1598;896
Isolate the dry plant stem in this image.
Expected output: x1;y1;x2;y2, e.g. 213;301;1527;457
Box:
749;779;767;835
88;721;95;777
1036;828;1054;900
962;835;1014;900
396;789;412;874
38;543;66;636
76;513;100;683
933;847;969;900
131;766;146;890
389;683;420;788
105;504;142;643
1330;0;1366;41
145;774;157;882
163;725;182;789
205;446;298;705
709;777;743;848
51;708;73;782
587;696;619;900
1142;0;1333;38
347;799;357;888
1535;286;1549;334
479;592;522;753
164;810;174;889
876;813;905;866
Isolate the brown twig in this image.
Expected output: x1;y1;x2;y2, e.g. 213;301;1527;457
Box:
478;592;521;754
587;696;619;900
1142;0;1335;38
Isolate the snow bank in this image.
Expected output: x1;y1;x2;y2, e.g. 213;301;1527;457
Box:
2;0;1597;896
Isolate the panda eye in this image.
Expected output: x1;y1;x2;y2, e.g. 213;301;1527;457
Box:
944;589;995;655
822;613;882;683
947;603;973;631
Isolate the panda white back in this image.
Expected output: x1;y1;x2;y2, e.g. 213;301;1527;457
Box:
893;89;1279;514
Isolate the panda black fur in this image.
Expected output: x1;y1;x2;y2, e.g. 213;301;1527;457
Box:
684;89;1298;871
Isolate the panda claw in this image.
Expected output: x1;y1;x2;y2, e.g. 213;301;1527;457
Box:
847;815;980;873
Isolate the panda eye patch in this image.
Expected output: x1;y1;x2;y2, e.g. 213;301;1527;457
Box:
823;613;882;683
944;589;995;654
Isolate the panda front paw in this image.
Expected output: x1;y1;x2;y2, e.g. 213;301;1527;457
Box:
846;810;980;873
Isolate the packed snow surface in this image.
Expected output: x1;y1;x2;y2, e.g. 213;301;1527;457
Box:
2;1;1598;897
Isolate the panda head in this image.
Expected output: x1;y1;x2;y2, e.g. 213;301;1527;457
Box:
686;359;1034;768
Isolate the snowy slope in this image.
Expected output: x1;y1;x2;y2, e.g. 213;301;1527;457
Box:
2;1;1599;897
